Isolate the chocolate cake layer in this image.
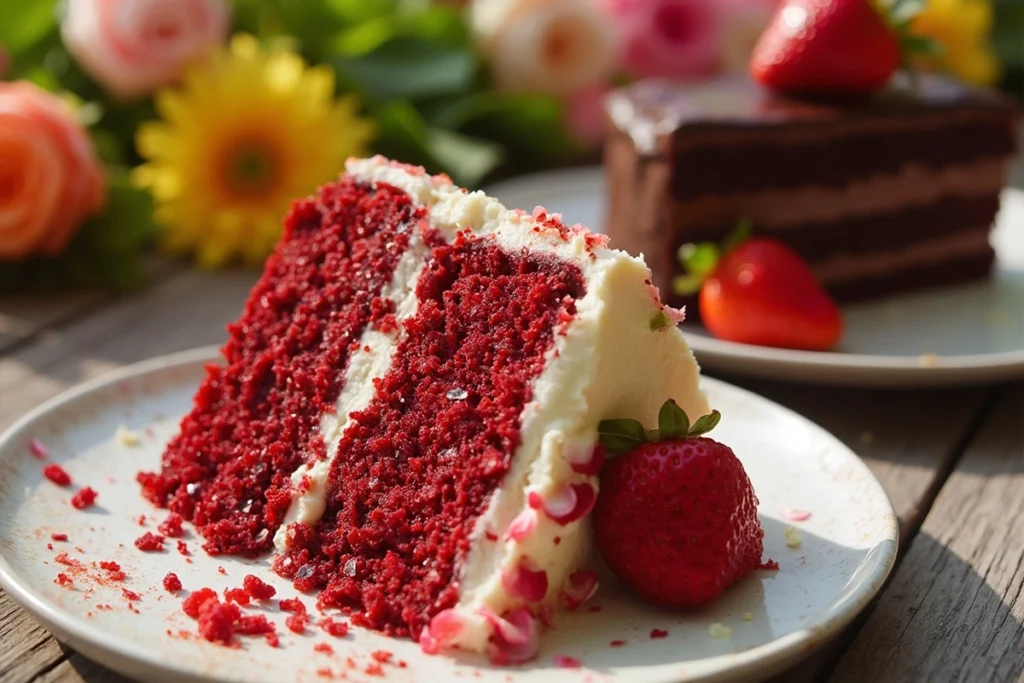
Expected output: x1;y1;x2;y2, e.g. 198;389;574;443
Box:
669;122;1014;198
602;73;1020;306
675;194;1000;264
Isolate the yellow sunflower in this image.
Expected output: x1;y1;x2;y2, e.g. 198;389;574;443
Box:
133;34;375;268
908;0;1000;86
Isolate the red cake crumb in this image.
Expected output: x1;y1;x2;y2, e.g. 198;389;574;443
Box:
484;531;498;542
224;588;250;605
316;669;334;679
762;559;781;570
265;632;280;648
55;573;73;588
182;587;219;618
176;540;189;556
50;533;68;542
371;650;392;664
43;464;71;486
163;573;183;593
217;566;226;575
236;614;275;635
55;552;76;565
278;597;306;613
197;599;240;645
321;618;349;637
242;574;276;600
554;655;582;668
365;662;384;677
46;543;53;551
136;514;147;526
610;640;626;647
134;532;164;551
70;487;98;509
99;561;126;581
157;513;184;537
122;588;141;601
29;437;49;459
285;613;308;634
314;643;334;655
650;629;669;639
553;536;561;545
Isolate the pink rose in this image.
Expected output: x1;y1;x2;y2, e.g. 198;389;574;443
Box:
471;0;618;95
61;0;230;99
0;82;106;260
565;85;610;146
605;0;724;80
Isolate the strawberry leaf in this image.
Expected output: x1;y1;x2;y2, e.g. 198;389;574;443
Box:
688;410;722;437
657;399;689;440
721;218;753;254
678;242;719;277
650;311;671;331
672;273;706;297
597;419;647;454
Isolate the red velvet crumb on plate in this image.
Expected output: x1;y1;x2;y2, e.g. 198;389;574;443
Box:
70;487;98;509
43;464;71;486
50;533;68;542
182;588;218;618
163;573;183;593
134;532;164;551
224;588;250;605
321;618;349;637
157;513;184;537
242;574;276;600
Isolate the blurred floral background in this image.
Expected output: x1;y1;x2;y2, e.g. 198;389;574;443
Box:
0;0;1021;293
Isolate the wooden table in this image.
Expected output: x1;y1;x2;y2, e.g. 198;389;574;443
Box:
4;130;1024;683
1;263;1021;683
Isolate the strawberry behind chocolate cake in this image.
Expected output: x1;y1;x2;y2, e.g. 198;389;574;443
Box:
138;156;710;661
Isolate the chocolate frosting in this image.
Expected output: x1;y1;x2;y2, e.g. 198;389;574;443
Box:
605;73;1020;156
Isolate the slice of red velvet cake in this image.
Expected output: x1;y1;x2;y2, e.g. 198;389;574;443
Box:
139;156;709;661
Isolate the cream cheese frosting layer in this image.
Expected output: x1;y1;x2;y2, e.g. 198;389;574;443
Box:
276;155;709;656
671;157;1008;230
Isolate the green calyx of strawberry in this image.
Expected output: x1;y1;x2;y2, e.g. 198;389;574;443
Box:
598;399;722;455
873;0;944;70
672;218;752;297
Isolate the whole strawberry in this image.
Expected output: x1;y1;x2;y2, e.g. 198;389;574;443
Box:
593;401;774;608
750;0;917;95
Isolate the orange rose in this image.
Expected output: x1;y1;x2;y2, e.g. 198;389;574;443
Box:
0;82;106;260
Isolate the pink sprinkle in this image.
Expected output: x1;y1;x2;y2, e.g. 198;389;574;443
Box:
610;639;626;647
29;438;49;459
782;508;812;522
650;629;669;639
554;655;582;668
505;509;538;542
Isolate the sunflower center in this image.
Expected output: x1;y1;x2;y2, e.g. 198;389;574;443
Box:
221;140;280;197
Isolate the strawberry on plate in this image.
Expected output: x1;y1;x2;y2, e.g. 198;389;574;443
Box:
594;400;777;609
750;0;940;95
674;222;844;351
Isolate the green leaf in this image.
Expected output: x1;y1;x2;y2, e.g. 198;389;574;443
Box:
597;418;648;455
688;410;722;437
0;0;57;55
650;311;671;331
672;273;705;297
722;218;753;253
678;242;719;277
425;128;503;189
334;36;478;102
900;34;945;58
657;399;689;440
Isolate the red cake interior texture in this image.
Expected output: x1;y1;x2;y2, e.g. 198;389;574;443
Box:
140;177;587;639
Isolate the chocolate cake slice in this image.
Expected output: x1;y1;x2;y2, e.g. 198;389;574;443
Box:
603;74;1019;305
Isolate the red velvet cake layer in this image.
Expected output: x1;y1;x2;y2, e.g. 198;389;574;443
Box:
276;232;586;639
138;178;425;555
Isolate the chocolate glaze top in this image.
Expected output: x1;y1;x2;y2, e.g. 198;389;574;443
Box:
606;73;1020;155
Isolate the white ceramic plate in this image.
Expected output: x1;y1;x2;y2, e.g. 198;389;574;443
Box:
0;348;897;683
486;168;1024;387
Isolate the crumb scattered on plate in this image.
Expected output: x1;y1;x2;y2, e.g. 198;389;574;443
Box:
115;425;142;447
743;612;754;622
784;526;802;549
781;508;811;522
709;623;732;639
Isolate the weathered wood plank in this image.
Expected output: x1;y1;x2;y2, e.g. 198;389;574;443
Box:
33;654;131;683
0;592;67;683
828;382;1024;683
0;259;179;355
708;374;992;541
0;268;257;432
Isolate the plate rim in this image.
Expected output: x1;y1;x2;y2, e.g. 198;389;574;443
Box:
0;347;899;683
484;167;1024;387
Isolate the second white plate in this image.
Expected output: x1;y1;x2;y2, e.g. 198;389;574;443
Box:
486;168;1024;387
